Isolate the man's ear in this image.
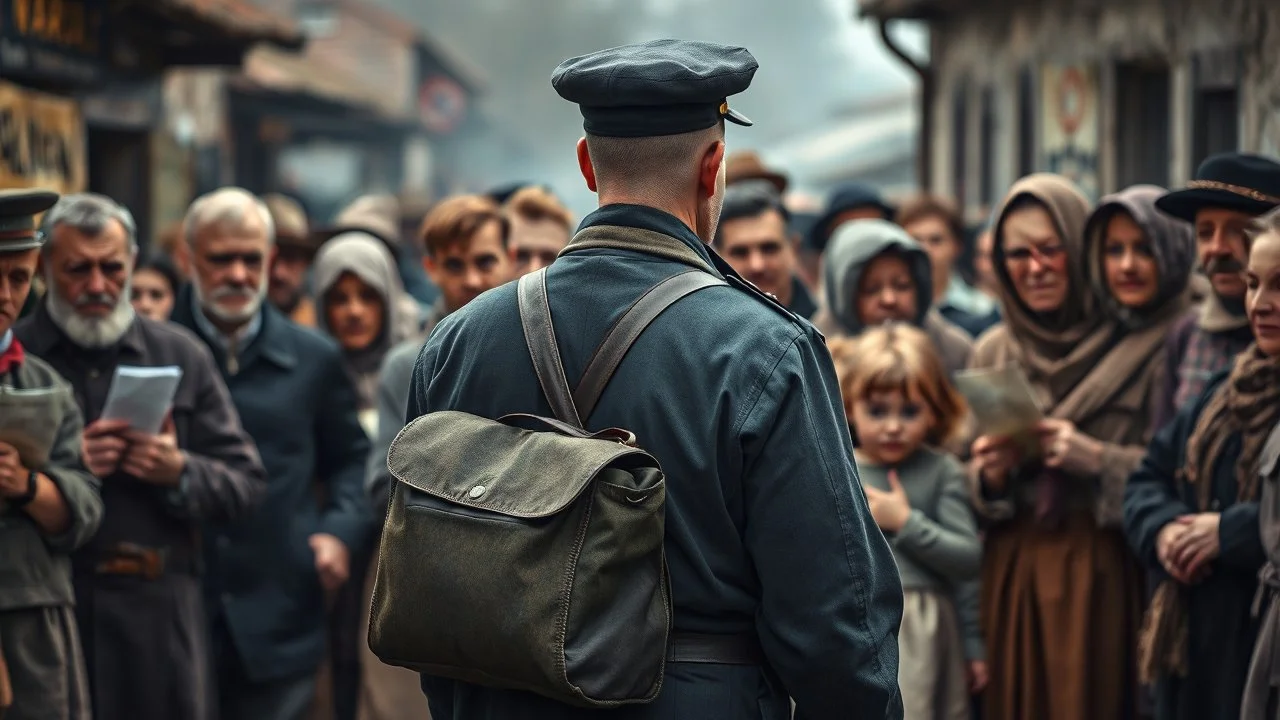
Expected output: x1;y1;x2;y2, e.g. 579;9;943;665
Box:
698;140;726;200
576;138;598;193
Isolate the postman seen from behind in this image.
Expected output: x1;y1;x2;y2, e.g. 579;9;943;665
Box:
378;38;904;720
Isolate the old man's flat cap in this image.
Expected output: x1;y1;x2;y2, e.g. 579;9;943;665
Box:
0;188;59;253
552;39;758;138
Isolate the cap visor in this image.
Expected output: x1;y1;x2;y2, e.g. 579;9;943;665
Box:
725;108;753;127
0;237;44;253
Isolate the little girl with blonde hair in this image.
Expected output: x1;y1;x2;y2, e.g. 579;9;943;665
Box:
830;324;983;720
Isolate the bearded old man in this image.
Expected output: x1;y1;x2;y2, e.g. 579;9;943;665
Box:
14;193;267;720
169;187;373;720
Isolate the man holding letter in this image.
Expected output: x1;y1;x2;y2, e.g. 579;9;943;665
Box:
14;193;267;720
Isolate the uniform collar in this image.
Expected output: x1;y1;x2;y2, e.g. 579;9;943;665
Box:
578;204;718;270
574;203;800;322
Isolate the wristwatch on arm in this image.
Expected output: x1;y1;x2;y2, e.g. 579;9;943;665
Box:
11;470;38;508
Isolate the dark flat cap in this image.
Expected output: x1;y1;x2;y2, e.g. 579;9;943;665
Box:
0;188;59;253
1156;152;1280;222
552;38;758;138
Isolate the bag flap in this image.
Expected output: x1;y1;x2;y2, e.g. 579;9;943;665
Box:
388;410;659;518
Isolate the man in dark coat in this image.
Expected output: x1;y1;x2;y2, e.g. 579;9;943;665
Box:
714;181;819;320
169;187;373;720
15;192;267;720
0;189;103;720
1150;152;1280;431
405;39;904;719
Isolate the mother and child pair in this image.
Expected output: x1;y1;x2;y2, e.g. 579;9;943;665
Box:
828;172;1194;720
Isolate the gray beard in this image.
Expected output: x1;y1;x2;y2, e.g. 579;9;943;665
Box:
45;275;136;349
193;274;268;326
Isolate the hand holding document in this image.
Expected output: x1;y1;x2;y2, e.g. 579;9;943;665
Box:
952;365;1045;461
99;365;183;435
0;384;69;468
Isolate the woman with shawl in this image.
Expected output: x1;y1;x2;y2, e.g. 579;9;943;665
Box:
309;232;418;720
312;232;420;434
969;175;1192;720
812;218;974;375
1240;209;1280;720
1126;212;1279;720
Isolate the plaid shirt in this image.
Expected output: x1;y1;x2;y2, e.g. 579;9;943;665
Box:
1154;310;1255;433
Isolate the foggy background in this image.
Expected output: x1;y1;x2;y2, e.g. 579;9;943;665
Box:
376;0;928;216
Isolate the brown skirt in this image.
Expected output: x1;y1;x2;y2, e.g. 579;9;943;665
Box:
981;512;1142;720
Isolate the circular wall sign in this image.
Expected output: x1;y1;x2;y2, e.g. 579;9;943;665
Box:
419;76;467;134
1056;67;1088;137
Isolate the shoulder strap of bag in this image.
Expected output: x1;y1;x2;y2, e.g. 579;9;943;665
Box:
517;268;727;428
518;268;583;427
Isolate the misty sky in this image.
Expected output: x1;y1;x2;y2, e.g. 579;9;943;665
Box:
377;0;927;213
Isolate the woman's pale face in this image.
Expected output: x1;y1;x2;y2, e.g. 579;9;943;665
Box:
325;272;385;352
1102;212;1160;308
856;254;918;327
1001;205;1070;313
1245;231;1280;357
130;268;174;321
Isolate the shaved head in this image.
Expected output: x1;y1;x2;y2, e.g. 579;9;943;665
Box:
580;123;727;242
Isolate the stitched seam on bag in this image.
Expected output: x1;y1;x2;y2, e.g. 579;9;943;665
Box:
558;489;594;701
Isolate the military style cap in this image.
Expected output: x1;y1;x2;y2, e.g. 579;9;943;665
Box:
552;39;758;138
0;188;59;253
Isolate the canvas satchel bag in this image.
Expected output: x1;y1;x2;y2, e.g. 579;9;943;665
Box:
369;265;740;708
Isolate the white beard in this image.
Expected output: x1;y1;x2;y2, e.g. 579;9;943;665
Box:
192;269;269;326
45;273;136;349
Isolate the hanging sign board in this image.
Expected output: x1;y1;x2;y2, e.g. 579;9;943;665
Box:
0;79;87;193
1039;64;1100;201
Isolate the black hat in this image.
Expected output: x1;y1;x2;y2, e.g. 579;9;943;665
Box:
0;188;59;253
552;38;757;138
1156;152;1280;222
804;183;896;252
486;182;551;206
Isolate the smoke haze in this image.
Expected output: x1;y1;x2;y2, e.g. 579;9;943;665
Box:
375;0;927;214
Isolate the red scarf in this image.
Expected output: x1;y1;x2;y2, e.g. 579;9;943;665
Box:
0;334;24;375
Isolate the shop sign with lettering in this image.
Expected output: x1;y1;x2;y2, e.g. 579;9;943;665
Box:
0;78;87;193
0;0;110;85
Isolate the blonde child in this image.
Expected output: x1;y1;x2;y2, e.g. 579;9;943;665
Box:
830;325;983;720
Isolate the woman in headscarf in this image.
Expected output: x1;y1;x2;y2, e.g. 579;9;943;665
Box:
1127;209;1279;720
969;175;1193;720
812;218;974;375
312;232;419;434
308;231;417;720
1079;184;1198;524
